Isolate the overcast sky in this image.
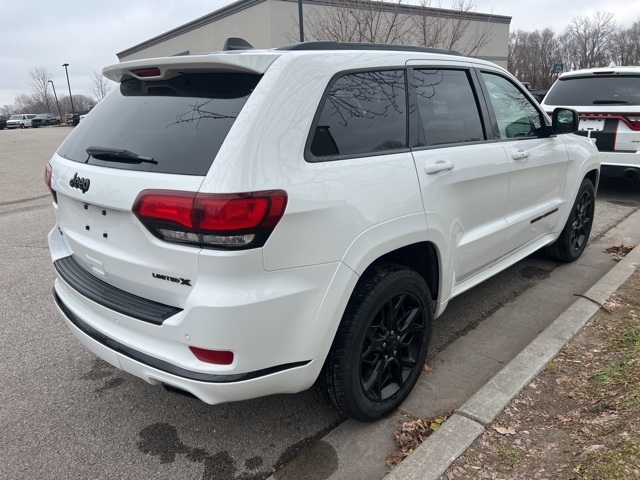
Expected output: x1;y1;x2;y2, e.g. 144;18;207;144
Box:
2;0;639;109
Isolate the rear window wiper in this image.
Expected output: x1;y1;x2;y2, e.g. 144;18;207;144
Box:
592;99;629;104
86;146;158;164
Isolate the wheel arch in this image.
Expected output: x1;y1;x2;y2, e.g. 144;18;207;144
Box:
584;168;599;191
313;237;443;369
362;242;440;308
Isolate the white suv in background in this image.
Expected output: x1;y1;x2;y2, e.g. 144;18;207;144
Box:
47;40;600;421
542;66;640;182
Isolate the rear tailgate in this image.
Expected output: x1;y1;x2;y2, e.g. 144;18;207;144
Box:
575;111;640;153
51;159;204;309
50;63;267;311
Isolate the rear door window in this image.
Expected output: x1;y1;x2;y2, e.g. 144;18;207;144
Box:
56;73;262;175
411;69;485;147
308;70;407;160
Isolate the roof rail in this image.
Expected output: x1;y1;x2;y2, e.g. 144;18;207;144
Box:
223;37;255;51
277;41;462;56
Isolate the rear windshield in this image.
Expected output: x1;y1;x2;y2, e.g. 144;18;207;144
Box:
544;75;640;106
57;72;261;175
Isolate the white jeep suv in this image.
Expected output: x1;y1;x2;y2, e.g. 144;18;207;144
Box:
47;40;600;421
542;66;640;182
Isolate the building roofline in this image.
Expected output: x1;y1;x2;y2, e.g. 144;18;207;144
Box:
117;0;511;60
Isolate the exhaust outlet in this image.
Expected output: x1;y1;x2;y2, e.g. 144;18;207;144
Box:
163;383;198;400
623;168;639;182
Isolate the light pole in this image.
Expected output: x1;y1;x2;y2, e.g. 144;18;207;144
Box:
62;63;75;113
298;0;304;42
43;81;51;113
48;80;63;123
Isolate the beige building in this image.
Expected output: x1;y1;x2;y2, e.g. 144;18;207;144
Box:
117;0;510;67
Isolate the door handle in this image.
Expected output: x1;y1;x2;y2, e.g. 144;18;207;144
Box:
512;150;530;160
425;161;455;175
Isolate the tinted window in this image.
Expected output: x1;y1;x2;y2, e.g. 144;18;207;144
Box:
411;69;484;147
482;73;543;139
56;73;261;175
309;70;407;159
544;75;640;106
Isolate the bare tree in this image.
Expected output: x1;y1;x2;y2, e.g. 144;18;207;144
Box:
13;93;38;113
89;69;113;102
1;105;15;117
508;28;561;89
285;0;412;44
411;0;494;55
412;0;447;48
562;12;617;69
285;0;495;57
59;94;95;114
610;20;640;65
27;66;53;113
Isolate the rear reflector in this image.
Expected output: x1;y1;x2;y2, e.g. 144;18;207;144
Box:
189;347;234;365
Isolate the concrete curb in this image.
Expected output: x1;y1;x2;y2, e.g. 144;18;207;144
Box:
385;244;640;480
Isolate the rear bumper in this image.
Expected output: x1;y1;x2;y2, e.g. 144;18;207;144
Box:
598;150;640;169
599;151;640;180
48;216;349;404
53;286;326;404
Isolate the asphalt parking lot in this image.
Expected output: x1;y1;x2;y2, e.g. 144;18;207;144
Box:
1;127;639;480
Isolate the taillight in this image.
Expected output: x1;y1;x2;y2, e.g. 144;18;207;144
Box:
132;190;288;249
44;163;57;203
625;116;640;130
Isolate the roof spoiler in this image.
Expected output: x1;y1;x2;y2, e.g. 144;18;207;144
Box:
223;37;255;51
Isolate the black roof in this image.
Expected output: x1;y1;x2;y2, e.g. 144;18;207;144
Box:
277;41;462;56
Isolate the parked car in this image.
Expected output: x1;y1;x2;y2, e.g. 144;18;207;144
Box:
31;113;61;128
46;40;600;422
66;105;95;126
542;66;640;182
0;115;6;130
529;89;548;103
6;113;36;129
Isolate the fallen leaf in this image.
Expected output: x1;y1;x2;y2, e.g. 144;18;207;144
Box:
385;454;403;467
493;425;517;435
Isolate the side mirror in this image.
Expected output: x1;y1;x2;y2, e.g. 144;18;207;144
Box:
551;108;579;134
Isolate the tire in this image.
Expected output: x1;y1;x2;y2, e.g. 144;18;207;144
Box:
546;178;595;262
316;263;432;422
20;123;25;129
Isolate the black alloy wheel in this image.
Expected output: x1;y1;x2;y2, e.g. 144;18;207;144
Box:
316;263;432;422
569;189;592;254
546;178;595;262
360;290;425;403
